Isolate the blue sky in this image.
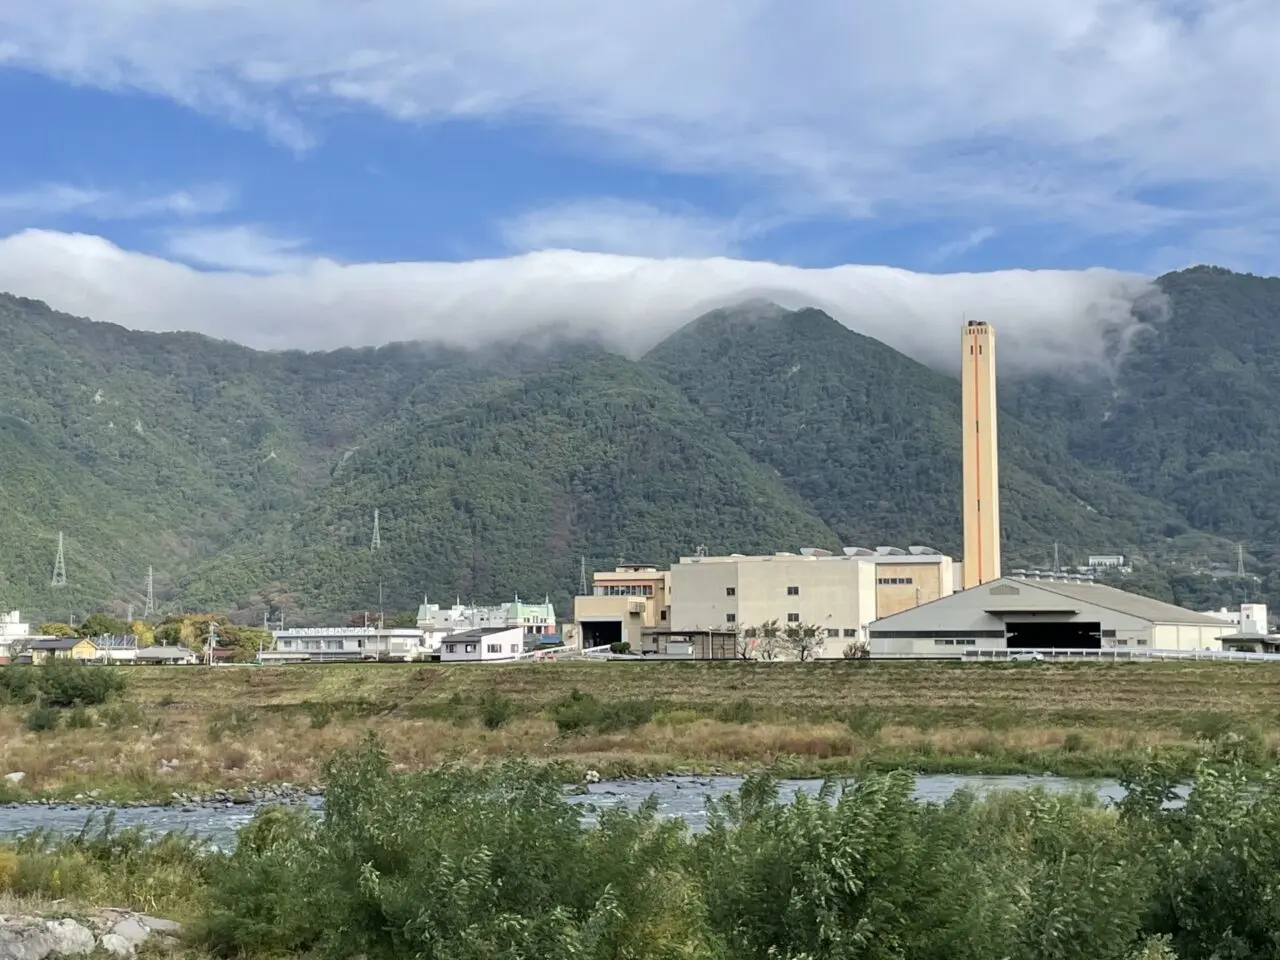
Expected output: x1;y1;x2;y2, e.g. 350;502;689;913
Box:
0;1;1275;359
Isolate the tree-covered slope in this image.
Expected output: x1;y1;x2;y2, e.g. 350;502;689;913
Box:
179;348;840;614
4;265;1279;622
643;303;1195;567
1005;267;1280;567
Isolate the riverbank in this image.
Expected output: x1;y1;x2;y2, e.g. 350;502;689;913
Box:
1;659;1276;802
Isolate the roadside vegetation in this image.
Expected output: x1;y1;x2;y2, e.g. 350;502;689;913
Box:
1;737;1278;959
4;660;1280;801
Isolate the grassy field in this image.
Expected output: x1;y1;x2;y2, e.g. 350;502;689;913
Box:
1;658;1277;800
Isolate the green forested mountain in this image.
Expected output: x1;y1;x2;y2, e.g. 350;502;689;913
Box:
1;266;1277;623
643;303;1188;567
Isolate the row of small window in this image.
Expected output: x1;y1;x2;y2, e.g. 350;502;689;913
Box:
876;577;915;585
869;630;1006;639
594;585;656;597
725;586;802;597
934;638;979;646
739;624;860;638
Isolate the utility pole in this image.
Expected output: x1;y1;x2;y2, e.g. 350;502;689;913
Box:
127;603;134;624
378;581;385;630
51;532;67;588
580;556;588;596
144;566;155;618
1053;542;1060;574
206;621;218;666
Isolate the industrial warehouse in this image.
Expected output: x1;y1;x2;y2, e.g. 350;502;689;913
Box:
867;576;1234;655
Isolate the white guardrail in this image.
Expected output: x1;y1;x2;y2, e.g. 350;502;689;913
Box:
957;648;1280;663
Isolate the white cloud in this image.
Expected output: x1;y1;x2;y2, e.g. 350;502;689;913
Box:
0;183;233;221
500;199;754;258
0;1;1277;240
930;227;998;265
165;224;313;273
0;228;1160;374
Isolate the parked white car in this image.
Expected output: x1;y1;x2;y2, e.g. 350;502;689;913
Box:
1008;651;1044;662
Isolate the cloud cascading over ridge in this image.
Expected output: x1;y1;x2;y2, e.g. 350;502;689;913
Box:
0;229;1161;373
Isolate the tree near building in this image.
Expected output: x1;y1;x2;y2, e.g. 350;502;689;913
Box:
780;622;825;662
38;622;76;638
754;619;782;662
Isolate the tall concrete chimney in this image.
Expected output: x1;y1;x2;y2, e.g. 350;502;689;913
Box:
961;320;1001;589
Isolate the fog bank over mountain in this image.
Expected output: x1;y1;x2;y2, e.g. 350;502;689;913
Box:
0;228;1163;373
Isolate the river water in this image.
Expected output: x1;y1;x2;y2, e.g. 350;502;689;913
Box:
0;774;1132;847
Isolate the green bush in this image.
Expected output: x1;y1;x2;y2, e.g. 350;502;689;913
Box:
478;692;514;730
183;740;1280;960
66;706;94;730
25;705;60;733
552;690;658;735
0;661;125;708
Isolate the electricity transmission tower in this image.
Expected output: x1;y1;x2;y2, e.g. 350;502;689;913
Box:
51;532;67;588
371;509;382;551
144;566;155;617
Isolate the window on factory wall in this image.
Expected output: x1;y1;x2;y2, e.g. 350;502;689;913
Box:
725;613;736;623
787;613;800;622
465;644;477;653
843;629;858;637
826;629;839;638
509;644;519;653
660;610;668;621
877;577;914;585
445;644;457;654
487;644;501;654
787;586;800;596
726;587;736;596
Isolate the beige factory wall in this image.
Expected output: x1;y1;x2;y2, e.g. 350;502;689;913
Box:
873;559;953;618
670;557;876;658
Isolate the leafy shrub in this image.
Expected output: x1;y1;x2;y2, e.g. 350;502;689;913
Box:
25;705;60;733
0;661;124;708
306;703;335;730
66;706;94;729
552;690;658;735
609;641;631;654
714;697;765;724
843;705;886;739
478;691;514;730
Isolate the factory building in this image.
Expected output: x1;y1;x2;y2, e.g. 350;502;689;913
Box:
868;576;1234;656
572;565;671;650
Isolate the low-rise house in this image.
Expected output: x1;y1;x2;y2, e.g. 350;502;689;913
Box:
92;635;139;663
23;637;98;663
272;626;440;661
439;626;526;663
134;645;198;665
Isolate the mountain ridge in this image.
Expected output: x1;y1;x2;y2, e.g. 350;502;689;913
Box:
0;268;1274;622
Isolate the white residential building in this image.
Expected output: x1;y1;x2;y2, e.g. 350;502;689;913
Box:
0;610;34;662
439;626;527;662
272;626;442;661
416;597;557;635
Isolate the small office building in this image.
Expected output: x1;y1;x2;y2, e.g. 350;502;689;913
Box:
868;576;1234;656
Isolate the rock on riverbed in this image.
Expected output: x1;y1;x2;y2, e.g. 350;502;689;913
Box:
0;910;182;959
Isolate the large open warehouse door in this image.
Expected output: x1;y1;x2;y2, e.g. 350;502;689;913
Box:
1005;620;1102;651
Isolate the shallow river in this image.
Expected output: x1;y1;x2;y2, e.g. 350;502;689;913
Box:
0;774;1132;847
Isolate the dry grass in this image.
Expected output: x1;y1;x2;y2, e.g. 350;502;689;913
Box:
1;659;1277;795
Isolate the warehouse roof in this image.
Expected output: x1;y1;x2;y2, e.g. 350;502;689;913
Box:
1024;579;1229;626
